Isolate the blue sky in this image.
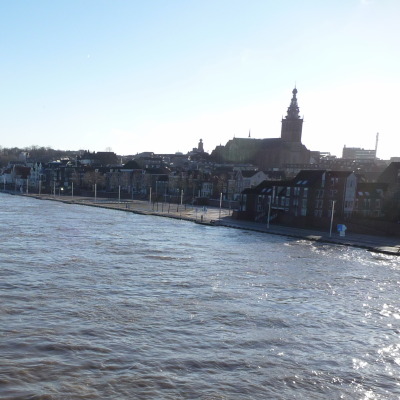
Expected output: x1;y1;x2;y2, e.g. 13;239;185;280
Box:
1;0;399;159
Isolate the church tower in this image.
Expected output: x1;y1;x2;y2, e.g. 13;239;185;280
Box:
198;138;204;152
281;88;303;142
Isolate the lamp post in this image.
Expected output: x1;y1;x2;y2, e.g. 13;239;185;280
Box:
267;187;275;228
329;200;336;237
219;192;223;220
267;195;272;229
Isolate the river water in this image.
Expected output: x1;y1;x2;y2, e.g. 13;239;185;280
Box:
1;193;399;399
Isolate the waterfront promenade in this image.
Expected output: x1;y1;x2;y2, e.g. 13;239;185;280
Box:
17;193;400;256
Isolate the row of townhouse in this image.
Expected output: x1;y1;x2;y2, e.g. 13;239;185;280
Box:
5;155;398;225
238;166;398;226
1;156;287;202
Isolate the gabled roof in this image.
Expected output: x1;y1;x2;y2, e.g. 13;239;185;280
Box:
122;160;142;170
357;182;387;190
13;166;31;178
241;170;261;178
356;182;388;197
263;170;286;180
294;169;325;184
145;166;171;175
256;179;293;190
377;162;400;184
327;170;354;177
242;169;325;195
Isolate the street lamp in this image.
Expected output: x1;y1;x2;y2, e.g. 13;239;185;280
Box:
267;186;275;229
329;200;336;237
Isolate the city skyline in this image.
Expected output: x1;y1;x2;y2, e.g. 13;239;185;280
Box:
1;0;399;159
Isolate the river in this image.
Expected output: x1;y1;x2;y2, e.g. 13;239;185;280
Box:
1;193;399;399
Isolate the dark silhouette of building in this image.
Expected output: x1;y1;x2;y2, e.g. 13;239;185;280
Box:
211;88;310;169
240;169;357;225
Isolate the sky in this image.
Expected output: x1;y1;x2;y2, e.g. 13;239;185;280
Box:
1;0;399;159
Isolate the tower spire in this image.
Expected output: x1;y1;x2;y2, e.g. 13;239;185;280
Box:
281;87;303;142
286;88;300;119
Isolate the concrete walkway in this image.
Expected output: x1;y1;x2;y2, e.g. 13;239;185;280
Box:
216;218;400;256
23;194;400;256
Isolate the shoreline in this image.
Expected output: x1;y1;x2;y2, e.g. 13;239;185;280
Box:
4;192;400;256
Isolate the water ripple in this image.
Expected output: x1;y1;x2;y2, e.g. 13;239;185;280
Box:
1;194;400;399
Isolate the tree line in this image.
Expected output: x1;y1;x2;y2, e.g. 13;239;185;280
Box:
0;146;79;167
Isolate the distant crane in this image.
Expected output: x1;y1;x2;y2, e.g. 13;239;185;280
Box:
375;132;379;159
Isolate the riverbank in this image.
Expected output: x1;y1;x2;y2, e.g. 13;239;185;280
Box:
9;192;400;256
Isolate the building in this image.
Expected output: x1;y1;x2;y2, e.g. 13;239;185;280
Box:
211;88;311;169
342;146;376;160
239;169;357;226
377;162;400;221
235;170;285;200
354;182;387;218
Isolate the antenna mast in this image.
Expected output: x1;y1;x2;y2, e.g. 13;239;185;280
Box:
375;132;379;159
